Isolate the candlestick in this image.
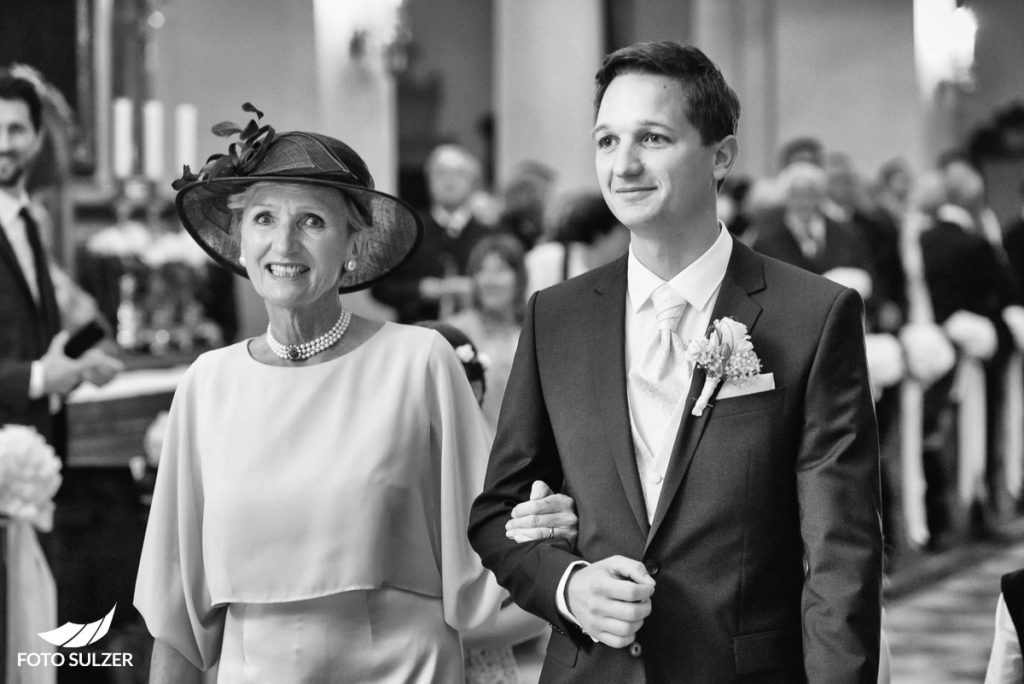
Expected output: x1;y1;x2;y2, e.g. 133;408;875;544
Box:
112;98;134;180
175;104;198;175
143;100;164;182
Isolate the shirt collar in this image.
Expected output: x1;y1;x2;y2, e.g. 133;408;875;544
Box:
0;188;30;230
431;205;473;235
937;203;974;230
627;224;733;313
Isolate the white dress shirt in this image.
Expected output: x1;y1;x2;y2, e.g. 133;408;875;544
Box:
554;225;733;626
625;225;733;522
985;594;1023;683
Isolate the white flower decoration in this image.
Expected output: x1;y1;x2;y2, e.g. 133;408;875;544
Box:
684;317;762;416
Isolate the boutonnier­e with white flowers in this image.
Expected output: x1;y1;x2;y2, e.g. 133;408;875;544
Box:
683;317;762;417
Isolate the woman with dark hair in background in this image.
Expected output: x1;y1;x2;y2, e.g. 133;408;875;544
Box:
524;191;629;296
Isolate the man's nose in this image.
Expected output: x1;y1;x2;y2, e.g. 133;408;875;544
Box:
613;144;642;177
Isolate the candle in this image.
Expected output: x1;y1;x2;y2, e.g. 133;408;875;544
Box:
175;104;198;175
112;97;134;180
143;100;164;182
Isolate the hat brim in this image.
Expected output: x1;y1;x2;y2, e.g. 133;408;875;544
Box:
175;176;423;294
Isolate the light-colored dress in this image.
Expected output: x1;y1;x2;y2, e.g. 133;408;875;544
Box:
134;323;503;682
444;310;521;432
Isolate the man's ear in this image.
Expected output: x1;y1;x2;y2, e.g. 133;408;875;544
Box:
712;135;739;182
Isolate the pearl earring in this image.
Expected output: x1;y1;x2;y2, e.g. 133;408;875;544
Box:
345;258;358;272
239;255;247;267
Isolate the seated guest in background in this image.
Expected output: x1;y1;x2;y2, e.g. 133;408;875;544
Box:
751;161;874;301
446;234;527;430
825;152;907;333
525;191;629;296
135;112;573;682
917;163;1023;546
777;134;824;170
1003;179;1024;293
497;160;557;251
371;142;497;322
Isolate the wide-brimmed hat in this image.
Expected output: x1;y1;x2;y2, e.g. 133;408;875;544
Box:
174;104;422;293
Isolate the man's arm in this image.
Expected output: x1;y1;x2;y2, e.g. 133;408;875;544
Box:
797;286;883;683
468;292;588;639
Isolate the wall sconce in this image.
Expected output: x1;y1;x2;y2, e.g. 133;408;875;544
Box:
345;0;412;75
914;0;978;97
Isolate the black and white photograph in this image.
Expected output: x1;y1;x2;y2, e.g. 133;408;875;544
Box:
3;1;1024;682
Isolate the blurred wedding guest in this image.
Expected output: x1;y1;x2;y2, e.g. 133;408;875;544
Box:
0;69;122;456
917;166;1023;547
497;160;557;251
525;191;629;296
1002;180;1024;291
874;157;914;228
135;111;572;682
372;143;496;322
717;175;752;238
777;135;824;170
825;152;906;333
985;567;1024;683
751;161;873;300
446;234;527;430
418;320;575;684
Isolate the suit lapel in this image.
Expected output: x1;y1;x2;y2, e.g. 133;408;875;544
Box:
591;258;650;537
0;218;43;316
646;240;766;546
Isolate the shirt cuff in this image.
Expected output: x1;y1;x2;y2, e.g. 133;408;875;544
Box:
29;361;46;399
555;560;597;642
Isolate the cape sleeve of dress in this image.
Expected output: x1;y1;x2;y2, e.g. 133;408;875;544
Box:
134;360;225;670
426;332;505;632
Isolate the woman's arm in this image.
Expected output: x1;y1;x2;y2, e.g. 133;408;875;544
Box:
462;601;548;651
149;640;203;684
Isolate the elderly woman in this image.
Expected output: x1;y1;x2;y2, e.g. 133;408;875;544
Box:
135;110;574;683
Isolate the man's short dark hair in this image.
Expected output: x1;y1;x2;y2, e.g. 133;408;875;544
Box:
0;71;43;132
593;41;740;146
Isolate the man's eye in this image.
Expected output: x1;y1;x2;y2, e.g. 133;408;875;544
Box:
596;136;615;149
643;133;665;144
252;212;273;225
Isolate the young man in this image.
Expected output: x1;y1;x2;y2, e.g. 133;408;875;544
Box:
470;42;882;683
0;70;120;455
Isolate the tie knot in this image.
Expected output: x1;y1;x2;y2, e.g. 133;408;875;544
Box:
651;284;686;332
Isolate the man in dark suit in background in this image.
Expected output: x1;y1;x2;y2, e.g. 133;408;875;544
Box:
0;71;120;455
470;42;882;682
371;143;496;322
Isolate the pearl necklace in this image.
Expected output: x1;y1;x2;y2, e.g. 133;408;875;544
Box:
266;309;352;361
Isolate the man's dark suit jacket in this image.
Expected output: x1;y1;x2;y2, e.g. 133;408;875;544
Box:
370;212;495;322
0;215;64;453
469;239;882;683
751;210;871;282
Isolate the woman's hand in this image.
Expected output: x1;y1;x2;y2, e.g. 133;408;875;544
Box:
506;480;578;545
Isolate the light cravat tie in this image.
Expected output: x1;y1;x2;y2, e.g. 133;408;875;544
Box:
634;283;689;413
